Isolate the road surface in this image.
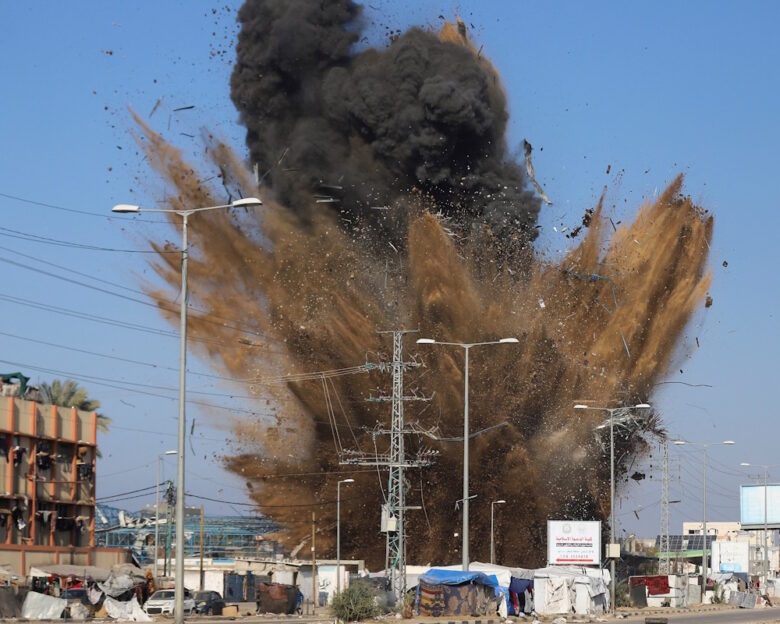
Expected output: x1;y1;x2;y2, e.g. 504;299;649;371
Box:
620;606;780;623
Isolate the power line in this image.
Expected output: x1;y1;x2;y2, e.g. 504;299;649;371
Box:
0;291;278;351
108;424;227;444
97;484;158;501
0;254;267;339
0;328;248;382
0;357;278;415
186;492;370;509
0;243;275;339
0;225;178;253
97;491;163;504
0;190;167;223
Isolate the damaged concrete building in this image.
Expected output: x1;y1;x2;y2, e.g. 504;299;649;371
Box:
0;396;128;575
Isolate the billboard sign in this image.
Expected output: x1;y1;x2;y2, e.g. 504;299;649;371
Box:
711;540;750;573
547;520;601;565
740;484;780;529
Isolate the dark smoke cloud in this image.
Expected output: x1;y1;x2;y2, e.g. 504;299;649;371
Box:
230;0;540;249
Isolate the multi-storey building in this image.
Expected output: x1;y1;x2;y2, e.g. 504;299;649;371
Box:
0;397;125;574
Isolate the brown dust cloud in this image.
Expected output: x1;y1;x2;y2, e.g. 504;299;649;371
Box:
133;0;713;569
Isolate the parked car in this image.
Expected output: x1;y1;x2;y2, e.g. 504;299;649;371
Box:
143;589;196;615
194;590;225;615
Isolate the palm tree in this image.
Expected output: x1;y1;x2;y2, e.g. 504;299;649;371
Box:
39;379;111;433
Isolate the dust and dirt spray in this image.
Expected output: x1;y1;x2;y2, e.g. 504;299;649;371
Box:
133;0;713;568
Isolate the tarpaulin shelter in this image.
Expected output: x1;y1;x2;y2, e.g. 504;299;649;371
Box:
508;576;533;615
256;582;298;614
21;591;67;620
416;569;503;617
629;574;688;608
437;562;534;616
533;566;610;616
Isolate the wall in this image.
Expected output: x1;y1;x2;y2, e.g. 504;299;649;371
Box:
0;398;97;553
182;570;224;594
0;547;128;576
298;564;351;605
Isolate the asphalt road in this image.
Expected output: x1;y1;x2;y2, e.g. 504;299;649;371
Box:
620;606;780;623
166;608;780;624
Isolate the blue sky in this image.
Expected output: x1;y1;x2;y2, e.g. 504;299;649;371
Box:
1;1;779;544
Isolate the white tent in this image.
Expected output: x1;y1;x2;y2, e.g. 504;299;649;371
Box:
533;566;610;616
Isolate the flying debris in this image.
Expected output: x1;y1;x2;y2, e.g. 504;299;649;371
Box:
522;139;552;205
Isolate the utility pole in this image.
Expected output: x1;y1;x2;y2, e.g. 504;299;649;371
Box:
165;481;174;577
340;330;436;605
659;440;670;575
199;505;204;591
311;512;316;615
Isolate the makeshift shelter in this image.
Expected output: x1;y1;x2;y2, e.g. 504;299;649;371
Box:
256;582;298;614
533;566;610;616
438;562;534;616
416;569;503;617
21;592;67;620
629;574;688;608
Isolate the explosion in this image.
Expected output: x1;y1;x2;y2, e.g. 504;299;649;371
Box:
134;0;712;568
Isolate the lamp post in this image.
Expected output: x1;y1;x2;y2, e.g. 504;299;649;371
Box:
113;197;262;623
336;478;354;595
739;462;779;586
155;450;176;581
673;438;735;598
417;337;518;571
574;403;651;613
490;499;506;565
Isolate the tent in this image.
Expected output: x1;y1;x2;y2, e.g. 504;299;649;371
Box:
533;566;610;616
416;569;503;617
436;562;534;616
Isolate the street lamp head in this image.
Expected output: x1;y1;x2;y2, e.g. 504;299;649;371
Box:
574;404;589;410
499;338;519;343
495;499;506;504
164;450;177;455
416;338;436;344
673;440;686;445
342;478;355;484
634;403;651;409
741;462;751;467
112;204;141;213
723;440;736;445
231;197;263;209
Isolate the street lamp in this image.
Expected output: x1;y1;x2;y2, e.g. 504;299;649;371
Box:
739;462;779;586
417;336;518;570
574;403;651;613
336;478;354;595
155;450;177;581
673;438;735;597
490;499;506;565
113;197;262;623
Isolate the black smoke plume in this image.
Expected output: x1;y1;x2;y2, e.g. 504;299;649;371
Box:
230;0;541;250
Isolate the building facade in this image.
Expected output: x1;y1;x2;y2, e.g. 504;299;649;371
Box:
0;397;125;574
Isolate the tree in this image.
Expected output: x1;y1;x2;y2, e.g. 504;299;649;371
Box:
39;379;111;433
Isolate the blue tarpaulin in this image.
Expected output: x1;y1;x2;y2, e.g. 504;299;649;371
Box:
509;577;532;594
418;569;500;588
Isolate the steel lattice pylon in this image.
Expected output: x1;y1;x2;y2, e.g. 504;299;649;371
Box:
337;330;434;605
386;330;406;601
659;439;671;574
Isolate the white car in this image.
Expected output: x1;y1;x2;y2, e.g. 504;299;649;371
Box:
144;589;196;616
